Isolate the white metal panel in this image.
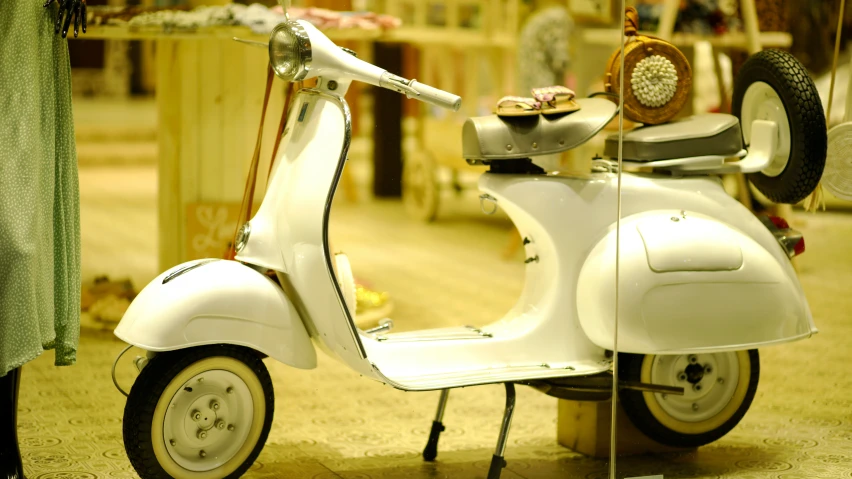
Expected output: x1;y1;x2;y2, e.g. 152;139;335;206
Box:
361;171;813;389
636;215;743;272
237;89;376;377
361;172;616;385
577;205;814;354
114;259;316;369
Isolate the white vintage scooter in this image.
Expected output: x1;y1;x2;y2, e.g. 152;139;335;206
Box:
112;10;825;479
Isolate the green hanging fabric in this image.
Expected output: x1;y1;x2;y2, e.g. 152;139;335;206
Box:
0;1;81;377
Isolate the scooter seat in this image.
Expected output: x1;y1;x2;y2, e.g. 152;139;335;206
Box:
462;98;618;161
604;113;744;162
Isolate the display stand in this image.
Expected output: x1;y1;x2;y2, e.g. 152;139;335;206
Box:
557;399;694;458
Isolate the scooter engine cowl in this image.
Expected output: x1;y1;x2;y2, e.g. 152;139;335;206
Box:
576;211;812;354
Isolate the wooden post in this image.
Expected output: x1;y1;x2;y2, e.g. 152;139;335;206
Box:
156;39;183;271
372;42;404;197
740;0;763;55
655;0;680;41
154;37;285;271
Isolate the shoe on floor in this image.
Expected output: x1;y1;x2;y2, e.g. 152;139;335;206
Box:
354;284;394;327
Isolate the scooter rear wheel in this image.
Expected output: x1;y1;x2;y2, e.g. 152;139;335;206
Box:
618;350;759;448
123;344;274;479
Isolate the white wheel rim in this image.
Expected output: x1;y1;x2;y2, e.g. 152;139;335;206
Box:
649;352;739;422
641;351;751;435
741;82;791;177
151;357;266;478
163;370;253;471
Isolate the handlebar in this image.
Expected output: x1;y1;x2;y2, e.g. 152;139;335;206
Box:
379;72;462;112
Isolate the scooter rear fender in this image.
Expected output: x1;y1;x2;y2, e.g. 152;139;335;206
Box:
577;210;815;354
114;259;317;369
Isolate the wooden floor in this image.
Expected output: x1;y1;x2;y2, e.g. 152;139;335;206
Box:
79;165;159;293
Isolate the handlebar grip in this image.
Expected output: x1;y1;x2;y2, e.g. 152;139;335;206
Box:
408;80;462;112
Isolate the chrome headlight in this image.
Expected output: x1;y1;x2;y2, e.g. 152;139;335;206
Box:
269;21;311;82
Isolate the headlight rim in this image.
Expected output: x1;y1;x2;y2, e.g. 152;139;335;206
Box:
269;20;312;82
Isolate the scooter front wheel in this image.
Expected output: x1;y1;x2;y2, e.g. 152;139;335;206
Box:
123;345;274;479
619;350;759;448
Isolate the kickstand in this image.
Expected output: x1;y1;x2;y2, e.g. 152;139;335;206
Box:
423;389;450;461
487;383;516;479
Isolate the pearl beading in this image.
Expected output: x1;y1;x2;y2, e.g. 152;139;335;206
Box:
630;55;679;108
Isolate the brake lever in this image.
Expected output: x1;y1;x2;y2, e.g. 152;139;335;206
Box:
380;73;420;98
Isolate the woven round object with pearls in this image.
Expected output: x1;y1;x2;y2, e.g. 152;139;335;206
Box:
605;35;692;125
631;55;678;107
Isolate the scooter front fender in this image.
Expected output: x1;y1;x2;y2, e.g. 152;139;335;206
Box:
114;259;317;369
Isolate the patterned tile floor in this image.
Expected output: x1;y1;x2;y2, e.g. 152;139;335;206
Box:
17;165;852;478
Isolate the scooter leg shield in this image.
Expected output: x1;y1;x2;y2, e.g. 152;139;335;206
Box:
114;259;317;369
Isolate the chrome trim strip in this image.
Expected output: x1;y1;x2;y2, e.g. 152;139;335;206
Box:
374;325;493;342
375;334;492;342
369;362;608;392
371;363;410;391
162;259;220;285
292;21;313;80
298;88;367;359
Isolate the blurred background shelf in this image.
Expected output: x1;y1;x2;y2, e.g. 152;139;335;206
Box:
68;0;852;285
81;23;383;41
579;28;792;49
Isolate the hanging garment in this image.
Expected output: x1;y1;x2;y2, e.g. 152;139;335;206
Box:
0;1;81;377
517;5;573;95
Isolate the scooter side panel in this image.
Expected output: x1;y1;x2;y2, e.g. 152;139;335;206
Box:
114;259;317;369
576;210;813;354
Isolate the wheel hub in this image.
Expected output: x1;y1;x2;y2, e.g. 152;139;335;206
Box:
190;399;220;431
684;361;705;384
162;370;253;472
649;352;740;423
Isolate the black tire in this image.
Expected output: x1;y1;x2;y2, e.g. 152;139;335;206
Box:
618;350;759;448
123;345;275;479
732;49;826;204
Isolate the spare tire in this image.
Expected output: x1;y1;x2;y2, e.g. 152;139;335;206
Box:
732;49;826;204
